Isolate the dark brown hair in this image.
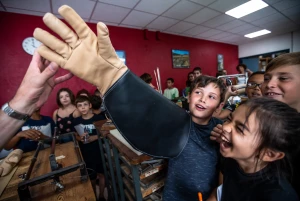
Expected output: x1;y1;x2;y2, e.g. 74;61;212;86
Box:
242;98;300;181
140;73;152;84
236;63;247;73
266;52;300;72
75;95;91;106
76;89;91;98
90;95;102;110
193;67;202;73
190;75;226;104
56;88;75;108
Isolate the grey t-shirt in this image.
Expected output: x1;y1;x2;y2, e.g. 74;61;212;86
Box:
163;117;222;201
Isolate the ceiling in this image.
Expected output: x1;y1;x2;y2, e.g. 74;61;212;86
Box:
0;0;299;45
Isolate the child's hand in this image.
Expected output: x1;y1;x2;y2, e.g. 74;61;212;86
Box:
210;124;223;143
17;129;42;141
226;86;238;96
81;132;90;142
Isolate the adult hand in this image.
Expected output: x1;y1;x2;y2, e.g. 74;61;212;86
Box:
210;124;223;143
17;129;43;141
10;51;73;115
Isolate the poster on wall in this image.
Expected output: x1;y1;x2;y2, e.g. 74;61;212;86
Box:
217;54;224;71
172;50;190;68
116;50;126;64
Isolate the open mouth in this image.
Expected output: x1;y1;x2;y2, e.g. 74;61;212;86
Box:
265;92;281;96
220;134;232;148
251;92;261;97
196;104;206;110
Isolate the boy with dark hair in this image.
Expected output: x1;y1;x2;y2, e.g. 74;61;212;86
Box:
163;78;179;100
73;95;105;199
163;76;225;200
193;66;202;77
90;95;106;120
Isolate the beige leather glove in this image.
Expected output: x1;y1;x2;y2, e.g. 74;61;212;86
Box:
34;5;128;95
0;149;23;177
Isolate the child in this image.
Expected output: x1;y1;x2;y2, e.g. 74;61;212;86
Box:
140;73;157;90
245;71;264;99
211;98;300;201
193;66;202;78
76;88;91;98
261;52;300;196
5;108;55;152
163;76;226;200
183;72;194;97
212;52;300;196
53;88;80;136
90;95;106;120
163;78;179;100
214;71;265;120
73;95;105;199
261;52;300;112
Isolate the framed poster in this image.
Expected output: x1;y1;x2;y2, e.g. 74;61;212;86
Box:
172;49;190;68
116;50;126;64
217;54;224;70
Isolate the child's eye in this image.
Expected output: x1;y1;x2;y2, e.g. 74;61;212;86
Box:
279;77;289;81
209;95;216;99
236;126;244;135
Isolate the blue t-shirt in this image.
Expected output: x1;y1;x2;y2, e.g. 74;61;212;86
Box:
163;117;222;201
16;116;55;152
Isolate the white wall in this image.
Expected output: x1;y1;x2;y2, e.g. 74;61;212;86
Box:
293;30;300;52
238;30;300;58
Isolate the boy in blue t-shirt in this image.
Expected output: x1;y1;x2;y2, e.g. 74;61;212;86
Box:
4;108;55;153
73;95;105;199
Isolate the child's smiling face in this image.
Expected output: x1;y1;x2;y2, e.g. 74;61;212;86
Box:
262;65;300;112
220;105;261;166
188;83;221;125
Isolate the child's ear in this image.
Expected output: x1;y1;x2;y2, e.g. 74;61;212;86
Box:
187;94;190;103
89;103;92;109
215;102;224;112
261;148;285;162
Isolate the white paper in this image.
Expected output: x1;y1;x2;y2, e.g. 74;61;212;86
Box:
39;123;52;137
109;129;143;156
217;184;223;201
74;124;85;136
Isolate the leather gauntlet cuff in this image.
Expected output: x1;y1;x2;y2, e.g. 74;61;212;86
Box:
103;70;191;158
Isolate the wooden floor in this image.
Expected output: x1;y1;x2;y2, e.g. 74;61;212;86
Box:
0;142;96;201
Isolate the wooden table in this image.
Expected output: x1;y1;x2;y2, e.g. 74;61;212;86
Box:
0;142;96;201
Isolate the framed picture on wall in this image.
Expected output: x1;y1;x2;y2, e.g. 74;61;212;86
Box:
116;50;126;64
217;54;224;70
172;49;190;68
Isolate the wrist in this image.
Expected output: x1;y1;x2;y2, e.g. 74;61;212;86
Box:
10;91;35;115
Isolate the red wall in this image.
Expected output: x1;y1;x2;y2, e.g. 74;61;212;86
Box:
0;12;238;117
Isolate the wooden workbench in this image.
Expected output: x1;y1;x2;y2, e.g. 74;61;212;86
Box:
0;142;96;201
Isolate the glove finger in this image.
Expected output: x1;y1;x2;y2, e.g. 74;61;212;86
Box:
36;45;67;68
96;22;123;68
43;12;80;49
58;5;92;40
34;28;72;59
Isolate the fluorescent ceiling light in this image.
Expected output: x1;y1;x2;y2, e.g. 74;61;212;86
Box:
225;0;268;18
244;29;271;38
